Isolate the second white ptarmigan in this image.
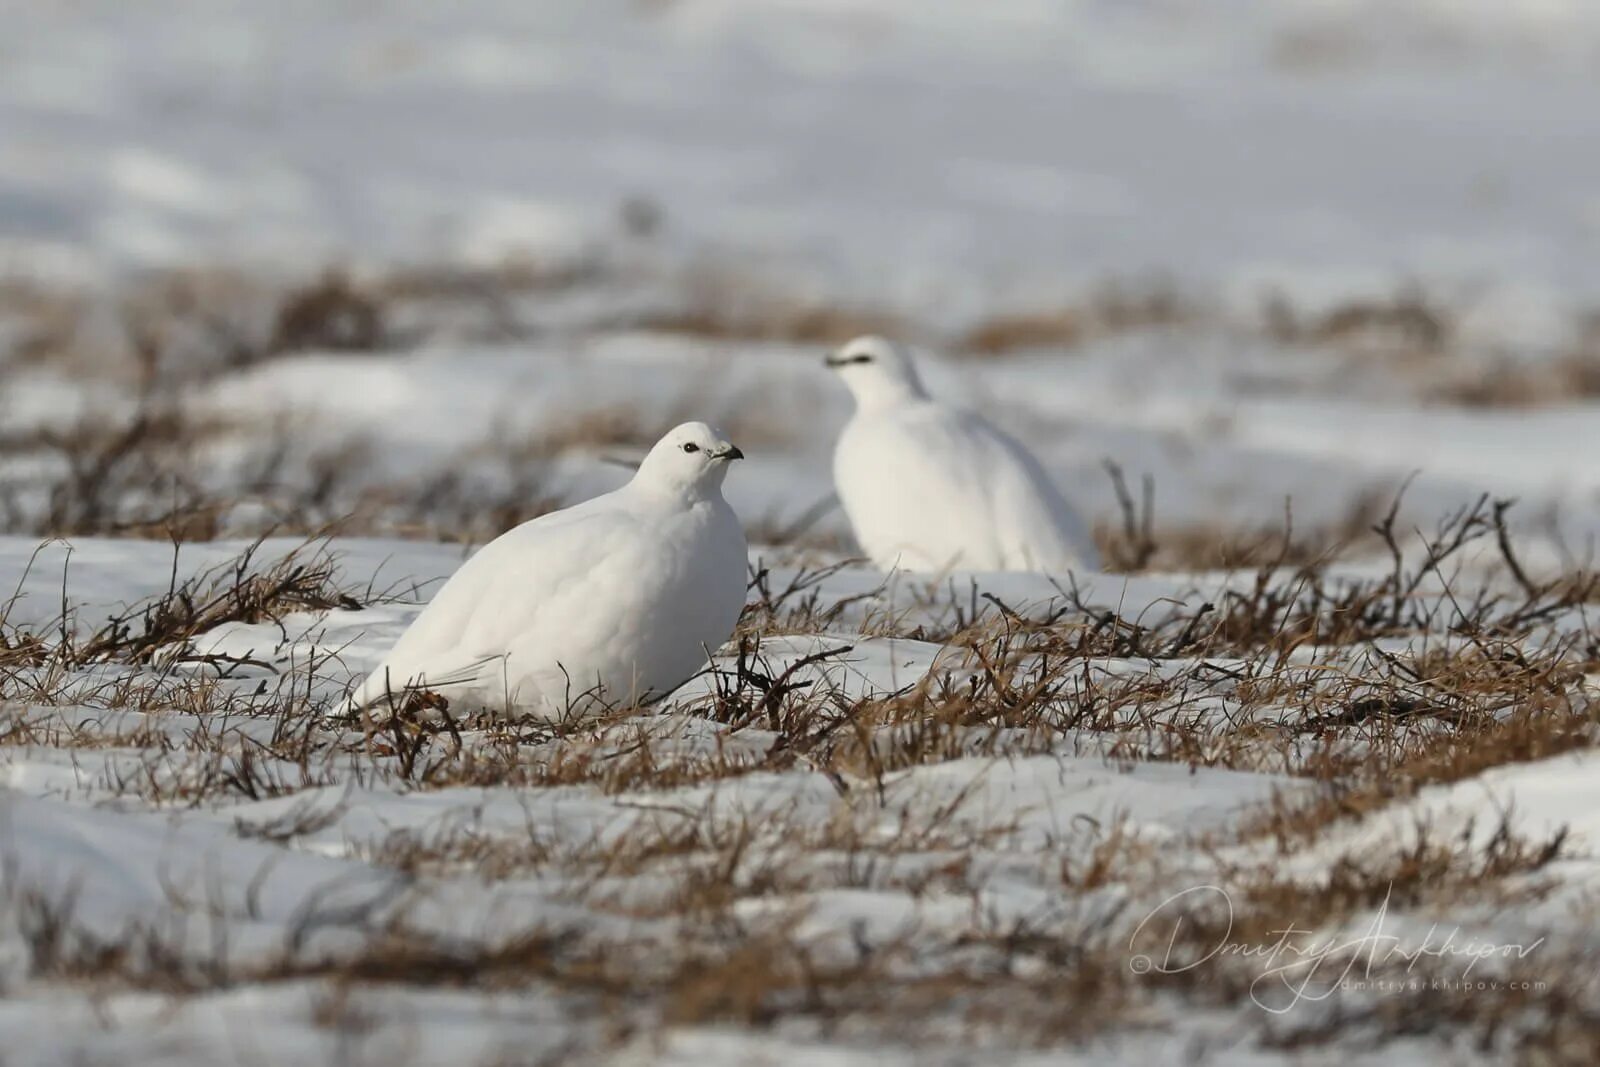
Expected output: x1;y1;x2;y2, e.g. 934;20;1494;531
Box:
349;422;748;720
826;336;1099;574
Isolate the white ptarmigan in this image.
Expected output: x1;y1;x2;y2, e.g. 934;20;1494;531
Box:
826;335;1099;574
349;422;748;720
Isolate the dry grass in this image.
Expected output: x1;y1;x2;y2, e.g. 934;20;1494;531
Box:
628;303;905;346
0;399;807;544
958;280;1195;356
1261;285;1600;408
6;266;1600;1059
1095;463;1391;574
1263;286;1452;353
1428;350;1600;407
0;778;1587;1058
0;259;601;383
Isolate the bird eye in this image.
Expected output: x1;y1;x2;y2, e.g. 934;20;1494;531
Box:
682;442;700;453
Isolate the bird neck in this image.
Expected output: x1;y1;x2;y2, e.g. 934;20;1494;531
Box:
850;377;928;414
626;475;723;509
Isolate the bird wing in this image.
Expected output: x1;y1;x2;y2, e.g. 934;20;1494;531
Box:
350;495;647;708
836;404;1097;573
963;411;1101;571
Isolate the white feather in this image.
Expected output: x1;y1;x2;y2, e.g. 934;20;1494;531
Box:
350;422;748;720
828;336;1099;574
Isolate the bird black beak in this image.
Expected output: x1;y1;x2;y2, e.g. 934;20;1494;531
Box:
716;445;745;461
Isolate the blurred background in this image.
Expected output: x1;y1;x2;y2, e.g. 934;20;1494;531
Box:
3;0;1600;565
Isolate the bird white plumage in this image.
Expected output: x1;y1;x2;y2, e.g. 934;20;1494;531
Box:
826;336;1099;574
349;422;748;720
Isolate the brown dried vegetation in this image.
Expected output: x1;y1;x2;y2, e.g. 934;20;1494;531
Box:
4;271;1600;1060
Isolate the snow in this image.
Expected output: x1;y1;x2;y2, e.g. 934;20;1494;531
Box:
4;2;1600;1063
4;0;1600;334
0;529;1589;1061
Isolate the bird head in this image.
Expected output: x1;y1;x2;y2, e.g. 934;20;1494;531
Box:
633;422;744;498
824;335;929;410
